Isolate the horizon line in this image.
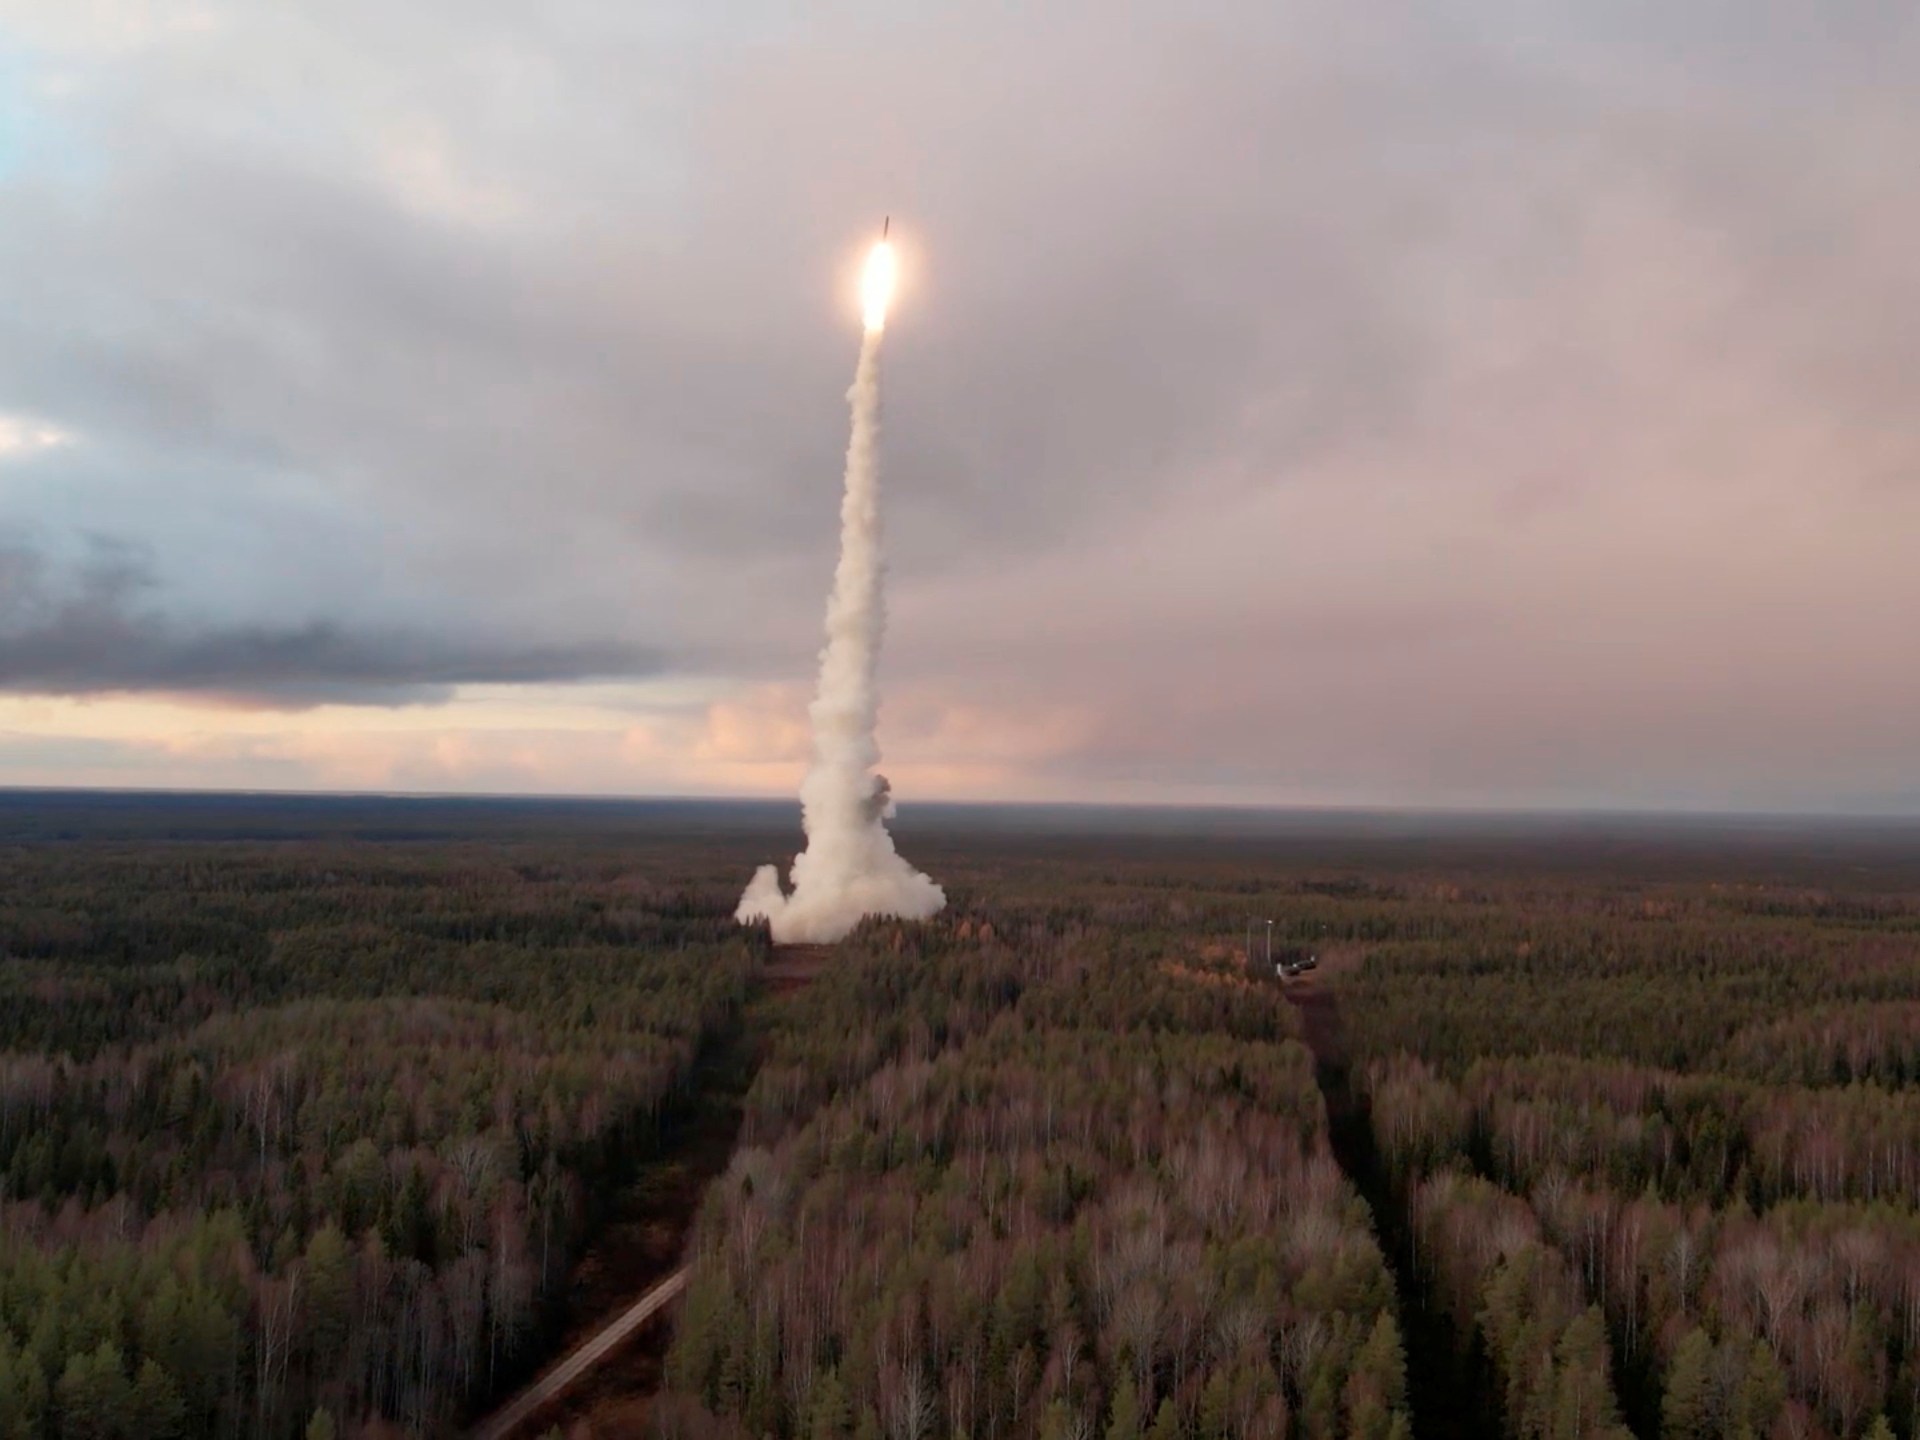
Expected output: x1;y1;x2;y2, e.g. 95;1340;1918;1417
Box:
2;782;1918;827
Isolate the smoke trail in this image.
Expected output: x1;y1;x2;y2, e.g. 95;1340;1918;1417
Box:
736;323;945;943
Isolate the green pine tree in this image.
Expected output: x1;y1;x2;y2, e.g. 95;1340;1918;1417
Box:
1378;1313;1411;1413
128;1359;187;1440
1660;1329;1714;1440
1303;1369;1341;1440
0;1339;49;1440
140;1278;239;1428
305;1409;339;1440
1551;1310;1622;1440
1197;1370;1232;1440
810;1367;852;1440
387;1165;436;1263
1105;1374;1143;1440
305;1225;353;1372
55;1342;133;1440
1349;1310;1409;1438
1733;1340;1788;1436
995;1254;1046;1354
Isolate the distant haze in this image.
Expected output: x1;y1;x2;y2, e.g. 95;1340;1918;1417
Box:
1;1;1917;811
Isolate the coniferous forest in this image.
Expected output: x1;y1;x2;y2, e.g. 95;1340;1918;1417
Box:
0;797;759;1438
3;794;1920;1440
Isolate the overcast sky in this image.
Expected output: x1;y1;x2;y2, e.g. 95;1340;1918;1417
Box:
1;0;1916;811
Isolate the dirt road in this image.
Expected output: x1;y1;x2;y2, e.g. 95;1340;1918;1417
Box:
464;943;827;1439
468;1268;690;1440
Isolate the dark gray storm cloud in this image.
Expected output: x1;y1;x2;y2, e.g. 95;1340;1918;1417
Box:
0;536;651;703
0;0;1916;806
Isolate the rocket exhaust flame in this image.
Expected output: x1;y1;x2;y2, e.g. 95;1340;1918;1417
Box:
735;225;944;945
861;239;897;334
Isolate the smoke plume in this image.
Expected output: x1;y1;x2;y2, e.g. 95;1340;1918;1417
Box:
736;322;946;943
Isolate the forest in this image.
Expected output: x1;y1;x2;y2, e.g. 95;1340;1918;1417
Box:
0;802;760;1438
656;932;1410;1440
1329;838;1920;1440
3;794;1919;1440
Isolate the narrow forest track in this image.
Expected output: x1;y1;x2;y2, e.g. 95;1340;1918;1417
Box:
464;946;824;1440
1285;980;1503;1440
468;1268;690;1440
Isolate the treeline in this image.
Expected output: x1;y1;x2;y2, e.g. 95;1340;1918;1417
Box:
1362;1055;1920;1437
0;839;760;1438
1407;1173;1632;1440
1328;855;1920;1439
906;847;1920;1081
1337;918;1920;1074
0;844;749;1058
1396;1144;1919;1439
656;925;1414;1440
1368;1055;1920;1207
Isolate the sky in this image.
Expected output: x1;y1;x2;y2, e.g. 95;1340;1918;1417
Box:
1;0;1917;812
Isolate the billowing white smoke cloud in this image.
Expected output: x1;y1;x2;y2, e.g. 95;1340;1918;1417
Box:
736;325;946;943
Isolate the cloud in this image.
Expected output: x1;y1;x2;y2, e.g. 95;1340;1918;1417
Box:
0;415;71;458
0;0;1916;805
0;537;652;704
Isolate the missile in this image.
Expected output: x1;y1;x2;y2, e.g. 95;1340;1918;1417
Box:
862;224;897;331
